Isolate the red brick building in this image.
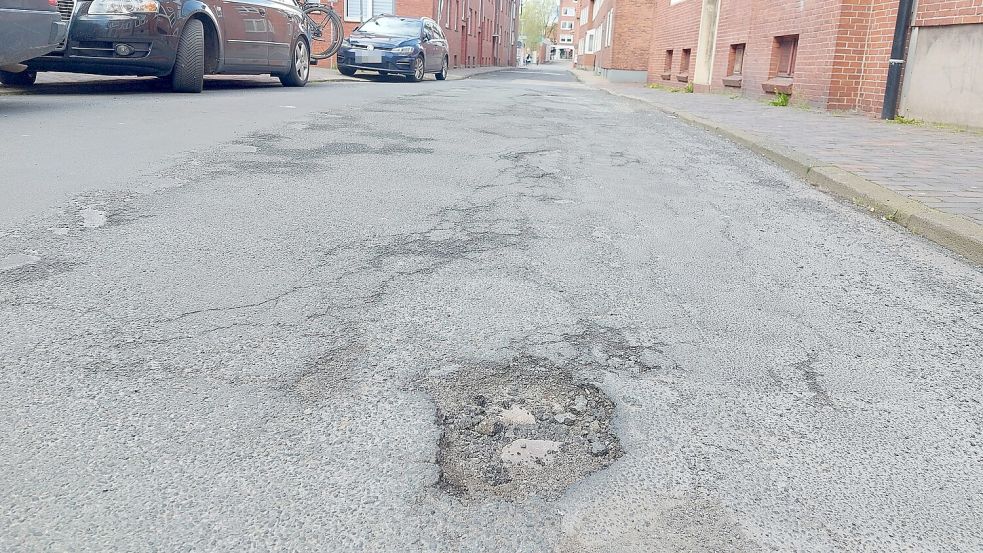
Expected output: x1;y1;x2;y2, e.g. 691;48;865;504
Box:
556;0;579;59
574;0;658;82
338;0;520;68
640;0;982;125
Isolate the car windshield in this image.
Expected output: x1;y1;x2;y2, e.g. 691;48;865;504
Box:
357;17;423;37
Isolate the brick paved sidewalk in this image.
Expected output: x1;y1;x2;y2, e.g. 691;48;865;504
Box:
572;68;983;227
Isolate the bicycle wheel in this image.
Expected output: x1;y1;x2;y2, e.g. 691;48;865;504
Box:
304;6;343;60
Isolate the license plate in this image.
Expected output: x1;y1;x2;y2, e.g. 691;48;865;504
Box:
356;51;383;64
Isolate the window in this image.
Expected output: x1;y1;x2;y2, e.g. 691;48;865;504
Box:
774;35;798;77
562;7;576;16
580;8;588;24
604;10;612;47
345;0;396;22
426;21;444;40
679;48;691;74
560;21;574;30
728;43;745;75
560;34;573;43
723;43;745;87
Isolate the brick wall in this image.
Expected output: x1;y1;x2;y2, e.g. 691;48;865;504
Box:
700;0;903;113
574;0;594;68
579;0;657;72
591;0;616;70
638;0;979;117
609;0;657;71
647;0;702;85
915;0;983;26
827;0;896;113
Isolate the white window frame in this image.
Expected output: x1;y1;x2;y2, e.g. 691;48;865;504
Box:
560;34;573;43
585;29;596;53
561;7;575;16
560;20;573;30
604;10;613;47
345;0;396;22
580;8;588;24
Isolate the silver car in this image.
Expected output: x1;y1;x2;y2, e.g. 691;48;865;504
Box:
0;0;68;84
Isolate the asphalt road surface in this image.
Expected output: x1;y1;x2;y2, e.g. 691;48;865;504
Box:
2;66;982;551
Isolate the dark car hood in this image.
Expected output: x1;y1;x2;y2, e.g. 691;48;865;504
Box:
347;34;415;49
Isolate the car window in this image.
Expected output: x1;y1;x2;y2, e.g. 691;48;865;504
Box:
358;17;424;37
425;22;443;40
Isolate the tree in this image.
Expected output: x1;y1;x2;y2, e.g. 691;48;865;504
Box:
520;0;559;52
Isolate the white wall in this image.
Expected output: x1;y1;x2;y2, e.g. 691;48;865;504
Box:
900;24;983;128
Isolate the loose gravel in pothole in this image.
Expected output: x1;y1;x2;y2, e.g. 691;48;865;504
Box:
428;362;623;500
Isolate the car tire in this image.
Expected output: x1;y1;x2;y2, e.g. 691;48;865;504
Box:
435;57;448;80
406;55;425;82
171;18;205;93
338;66;356;77
279;37;310;87
0;70;38;87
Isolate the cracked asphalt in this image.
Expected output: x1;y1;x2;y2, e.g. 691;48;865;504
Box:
2;66;983;551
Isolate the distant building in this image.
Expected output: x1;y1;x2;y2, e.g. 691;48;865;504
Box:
337;0;520;68
555;0;578;59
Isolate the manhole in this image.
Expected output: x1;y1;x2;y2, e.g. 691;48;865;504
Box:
427;362;623;500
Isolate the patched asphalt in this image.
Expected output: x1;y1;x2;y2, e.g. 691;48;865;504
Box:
1;66;982;551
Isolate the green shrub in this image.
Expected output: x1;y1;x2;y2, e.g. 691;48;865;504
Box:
770;92;790;107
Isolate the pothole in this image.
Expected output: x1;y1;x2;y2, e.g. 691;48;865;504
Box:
427;363;623;500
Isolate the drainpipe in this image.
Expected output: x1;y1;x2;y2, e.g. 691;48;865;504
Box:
880;0;916;119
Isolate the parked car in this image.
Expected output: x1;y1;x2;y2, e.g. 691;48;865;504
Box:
5;0;312;92
337;15;448;82
0;0;68;84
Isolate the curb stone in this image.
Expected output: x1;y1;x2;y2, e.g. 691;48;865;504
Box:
569;70;983;265
0;65;511;94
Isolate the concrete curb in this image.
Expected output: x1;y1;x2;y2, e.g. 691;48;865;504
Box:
0;65;510;94
570;70;983;265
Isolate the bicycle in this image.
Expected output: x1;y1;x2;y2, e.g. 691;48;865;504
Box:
297;0;344;60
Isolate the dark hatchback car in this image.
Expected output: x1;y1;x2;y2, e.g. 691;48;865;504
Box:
337;15;448;82
5;0;312;92
0;0;68;78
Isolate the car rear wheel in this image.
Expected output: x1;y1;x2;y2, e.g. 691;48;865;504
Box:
171;18;205;93
406;55;425;82
279;37;310;87
0;70;37;87
435;57;448;81
338;66;356;77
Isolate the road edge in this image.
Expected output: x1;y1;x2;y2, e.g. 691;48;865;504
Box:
569;70;983;265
